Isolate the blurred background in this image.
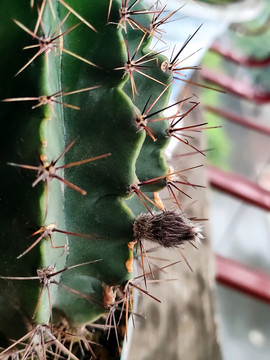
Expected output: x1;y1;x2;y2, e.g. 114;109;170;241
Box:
129;0;270;359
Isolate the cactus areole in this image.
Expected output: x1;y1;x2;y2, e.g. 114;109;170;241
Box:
0;0;203;358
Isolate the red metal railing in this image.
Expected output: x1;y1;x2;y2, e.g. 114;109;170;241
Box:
207;166;270;211
205;105;270;136
210;43;270;68
201;68;270;104
215;255;270;303
202;28;270;304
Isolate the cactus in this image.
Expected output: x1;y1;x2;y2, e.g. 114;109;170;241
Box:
0;1;204;358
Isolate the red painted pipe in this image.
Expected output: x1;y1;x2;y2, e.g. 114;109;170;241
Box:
216;254;270;303
207;166;270;211
204;105;270;136
201;68;270;104
210;44;270;68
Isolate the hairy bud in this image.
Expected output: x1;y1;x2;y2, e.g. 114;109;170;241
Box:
133;211;203;248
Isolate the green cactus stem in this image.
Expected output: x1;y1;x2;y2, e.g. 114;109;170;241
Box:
0;0;205;358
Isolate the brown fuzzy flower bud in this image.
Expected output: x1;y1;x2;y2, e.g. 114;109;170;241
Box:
133;211;203;248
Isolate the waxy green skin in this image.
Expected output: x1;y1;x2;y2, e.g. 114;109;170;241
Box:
0;0;173;351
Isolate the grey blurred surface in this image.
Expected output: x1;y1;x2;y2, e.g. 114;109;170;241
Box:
127;100;222;360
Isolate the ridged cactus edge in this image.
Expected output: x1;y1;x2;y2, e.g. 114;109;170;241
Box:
0;0;204;358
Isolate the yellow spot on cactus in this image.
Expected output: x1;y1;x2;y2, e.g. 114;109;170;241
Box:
128;241;136;250
40;154;47;163
154;191;165;211
125;257;133;273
